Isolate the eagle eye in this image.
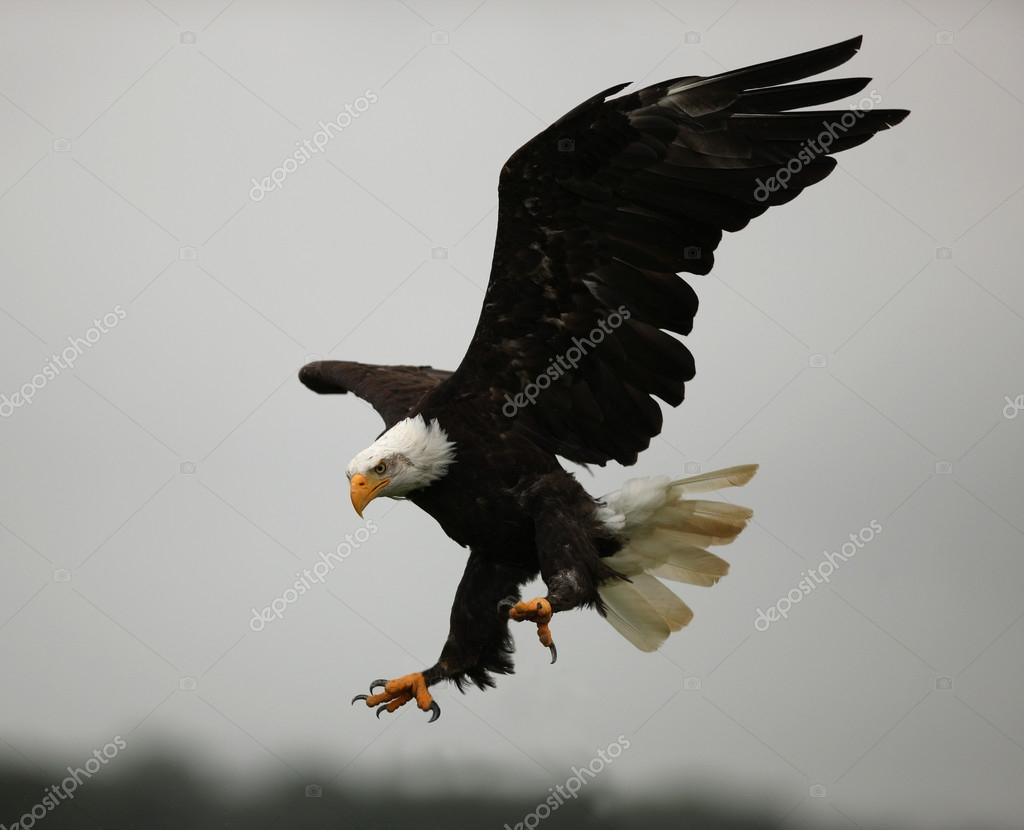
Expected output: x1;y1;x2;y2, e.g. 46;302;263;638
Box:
373;461;387;475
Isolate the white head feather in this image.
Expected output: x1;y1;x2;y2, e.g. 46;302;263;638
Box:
346;416;456;497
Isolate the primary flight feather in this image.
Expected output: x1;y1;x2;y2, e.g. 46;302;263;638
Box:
299;36;907;722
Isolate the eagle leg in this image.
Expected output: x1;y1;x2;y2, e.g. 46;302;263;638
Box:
500;596;557;664
351;672;440;723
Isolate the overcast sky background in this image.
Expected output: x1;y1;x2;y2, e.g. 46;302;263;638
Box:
1;1;1022;828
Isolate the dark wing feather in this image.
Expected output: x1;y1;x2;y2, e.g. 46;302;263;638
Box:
427;35;907;466
299;361;452;428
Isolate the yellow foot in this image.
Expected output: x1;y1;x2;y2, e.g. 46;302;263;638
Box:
351;672;440;723
500;596;557;664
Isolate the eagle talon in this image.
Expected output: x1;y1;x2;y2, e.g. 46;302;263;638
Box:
505;596;558;662
353;672;436;723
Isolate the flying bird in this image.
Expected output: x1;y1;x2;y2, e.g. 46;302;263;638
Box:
299;36;906;722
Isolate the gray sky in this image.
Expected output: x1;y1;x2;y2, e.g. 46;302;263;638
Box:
1;1;1022;828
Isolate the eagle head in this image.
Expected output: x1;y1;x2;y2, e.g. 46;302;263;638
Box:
346;415;455;516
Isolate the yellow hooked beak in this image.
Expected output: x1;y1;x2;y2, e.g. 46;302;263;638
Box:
350;472;390;517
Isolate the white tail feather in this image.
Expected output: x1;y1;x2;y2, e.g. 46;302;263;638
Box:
596;464;757;651
599;578;672;652
669;464;759;497
630;574;694;631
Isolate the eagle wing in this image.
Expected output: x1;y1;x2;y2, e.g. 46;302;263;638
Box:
428;35;907;466
299;361;452;428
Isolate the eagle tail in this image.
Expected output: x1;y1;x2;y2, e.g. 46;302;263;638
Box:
595;465;758;651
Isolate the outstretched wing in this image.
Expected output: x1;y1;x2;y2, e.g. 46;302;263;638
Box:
299;360;452;428
428;36;907;466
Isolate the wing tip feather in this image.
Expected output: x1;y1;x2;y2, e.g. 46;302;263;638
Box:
298;361;348;395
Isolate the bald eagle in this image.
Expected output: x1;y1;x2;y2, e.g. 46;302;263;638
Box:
299;36;906;722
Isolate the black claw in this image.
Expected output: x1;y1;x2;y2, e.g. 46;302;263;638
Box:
548;642;558;664
427;700;441;723
351;694;368;706
496;597;516;619
376;703;390;719
369;679;387;693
